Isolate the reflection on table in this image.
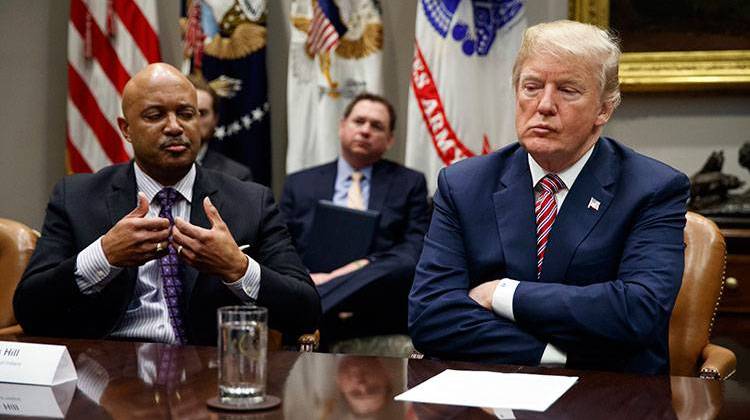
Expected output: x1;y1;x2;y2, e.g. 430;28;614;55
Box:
0;336;746;419
284;354;408;419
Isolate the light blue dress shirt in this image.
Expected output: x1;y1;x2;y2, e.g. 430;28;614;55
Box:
332;158;373;208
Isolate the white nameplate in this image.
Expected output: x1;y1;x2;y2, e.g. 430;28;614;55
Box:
0;381;76;418
0;341;77;386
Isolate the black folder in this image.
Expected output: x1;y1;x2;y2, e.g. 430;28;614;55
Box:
302;200;380;273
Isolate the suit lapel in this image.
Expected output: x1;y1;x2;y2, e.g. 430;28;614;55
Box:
540;140;618;283
492;149;538;282
183;167;219;302
104;163;142;326
106;163;138;226
315;162;337;201
368;160;391;212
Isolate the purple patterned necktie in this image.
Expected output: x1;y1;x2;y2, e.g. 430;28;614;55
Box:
156;187;187;344
156;346;180;387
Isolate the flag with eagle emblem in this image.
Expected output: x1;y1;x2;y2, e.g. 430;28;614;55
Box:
182;0;272;185
286;0;385;174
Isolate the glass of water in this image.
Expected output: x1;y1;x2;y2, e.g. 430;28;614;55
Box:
217;305;268;406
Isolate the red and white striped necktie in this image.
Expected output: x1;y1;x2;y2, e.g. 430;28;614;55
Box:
535;174;566;278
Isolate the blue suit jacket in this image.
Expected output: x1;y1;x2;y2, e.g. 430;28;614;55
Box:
281;159;430;315
409;138;690;374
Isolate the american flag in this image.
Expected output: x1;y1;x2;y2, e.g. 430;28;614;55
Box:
183;0;205;71
67;0;161;173
305;0;346;55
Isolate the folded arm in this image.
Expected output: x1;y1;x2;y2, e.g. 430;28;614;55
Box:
512;174;689;352
409;171;548;364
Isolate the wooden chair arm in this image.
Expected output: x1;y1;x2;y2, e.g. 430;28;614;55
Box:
0;324;22;336
700;343;737;380
268;329;319;352
297;330;319;352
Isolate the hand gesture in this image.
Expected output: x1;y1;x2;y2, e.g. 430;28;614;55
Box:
172;197;248;282
101;192;171;267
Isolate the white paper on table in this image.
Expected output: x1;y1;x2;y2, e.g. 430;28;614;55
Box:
394;369;578;412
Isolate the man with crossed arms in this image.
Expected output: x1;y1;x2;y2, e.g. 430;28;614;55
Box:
408;20;689;374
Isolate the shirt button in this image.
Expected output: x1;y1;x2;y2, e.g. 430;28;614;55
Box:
96;270;105;277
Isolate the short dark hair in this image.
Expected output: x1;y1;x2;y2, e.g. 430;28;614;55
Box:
187;73;220;115
342;92;396;132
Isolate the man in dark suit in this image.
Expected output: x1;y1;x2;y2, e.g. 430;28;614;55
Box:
188;74;253;182
14;63;319;345
281;93;430;346
408;20;690;374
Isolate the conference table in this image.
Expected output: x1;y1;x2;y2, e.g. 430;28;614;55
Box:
1;336;748;419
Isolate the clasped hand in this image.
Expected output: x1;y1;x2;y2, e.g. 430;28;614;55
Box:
310;258;369;286
101;193;247;282
468;279;500;310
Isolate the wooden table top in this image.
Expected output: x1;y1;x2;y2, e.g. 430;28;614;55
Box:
2;336;748;419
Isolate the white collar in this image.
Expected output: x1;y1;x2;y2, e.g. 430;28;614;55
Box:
133;162;196;204
528;141;596;190
337;157;373;180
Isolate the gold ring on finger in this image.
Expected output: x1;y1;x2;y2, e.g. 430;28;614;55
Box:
177;245;183;256
156;242;163;253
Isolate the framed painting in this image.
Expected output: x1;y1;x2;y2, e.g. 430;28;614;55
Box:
569;0;750;91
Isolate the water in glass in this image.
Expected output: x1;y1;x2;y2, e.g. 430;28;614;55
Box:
218;318;267;405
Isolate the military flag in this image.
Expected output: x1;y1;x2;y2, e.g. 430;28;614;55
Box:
182;0;272;186
286;0;385;174
405;0;526;193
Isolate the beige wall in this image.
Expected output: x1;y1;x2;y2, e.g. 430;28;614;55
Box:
1;0;747;230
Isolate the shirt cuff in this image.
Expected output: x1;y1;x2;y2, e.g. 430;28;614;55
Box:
75;237;121;294
223;255;261;302
491;278;519;321
540;343;567;366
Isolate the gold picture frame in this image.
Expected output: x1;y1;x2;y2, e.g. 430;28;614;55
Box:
569;0;750;92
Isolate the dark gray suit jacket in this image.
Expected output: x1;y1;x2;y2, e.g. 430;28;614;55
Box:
280;159;429;335
201;148;253;182
14;163;320;345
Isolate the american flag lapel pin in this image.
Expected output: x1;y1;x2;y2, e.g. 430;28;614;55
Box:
588;197;600;211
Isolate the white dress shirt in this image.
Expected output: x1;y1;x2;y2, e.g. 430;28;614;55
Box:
75;163;260;344
490;145;595;365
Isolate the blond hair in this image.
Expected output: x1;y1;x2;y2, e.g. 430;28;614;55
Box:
512;20;621;108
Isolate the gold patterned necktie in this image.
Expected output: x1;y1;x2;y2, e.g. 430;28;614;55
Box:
347;171;365;210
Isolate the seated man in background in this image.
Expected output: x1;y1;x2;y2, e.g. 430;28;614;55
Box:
408;20;690;374
187;74;253;181
14;63;320;345
281;93;430;348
